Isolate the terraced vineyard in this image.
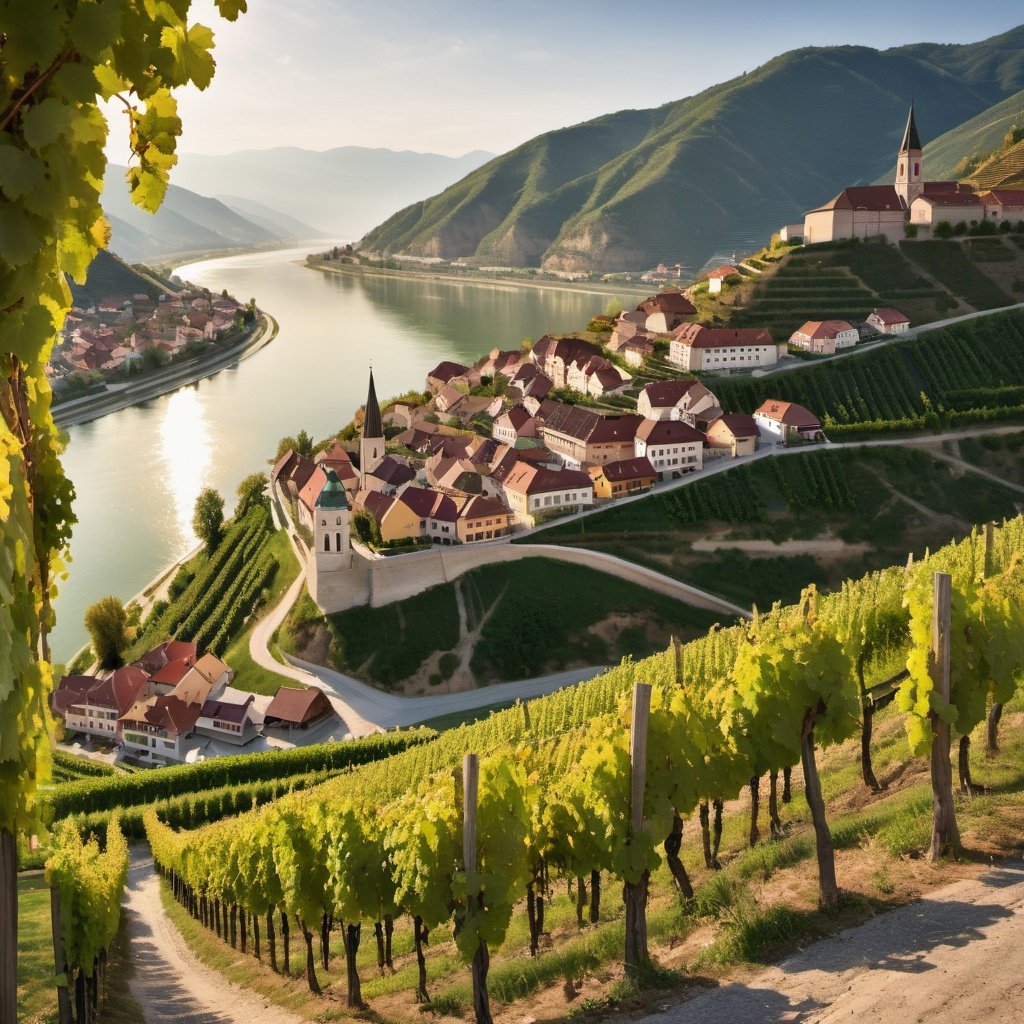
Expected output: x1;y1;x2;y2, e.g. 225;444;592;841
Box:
714;308;1024;436
727;240;956;337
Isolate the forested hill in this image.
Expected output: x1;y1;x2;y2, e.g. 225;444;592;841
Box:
357;26;1024;275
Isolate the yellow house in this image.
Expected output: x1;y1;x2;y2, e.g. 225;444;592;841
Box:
705;414;760;457
357;489;422;543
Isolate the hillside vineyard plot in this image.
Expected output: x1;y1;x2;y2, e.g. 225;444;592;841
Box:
714;309;1024;436
129;519;1024;1023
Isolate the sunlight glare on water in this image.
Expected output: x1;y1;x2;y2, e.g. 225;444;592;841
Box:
157;388;212;550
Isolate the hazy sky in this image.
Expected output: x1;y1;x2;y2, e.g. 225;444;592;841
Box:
137;1;1023;159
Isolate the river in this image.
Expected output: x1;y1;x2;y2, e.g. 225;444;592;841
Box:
52;246;626;661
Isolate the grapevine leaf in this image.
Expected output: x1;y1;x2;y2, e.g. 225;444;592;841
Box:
160;22;217;90
68;0;124;58
215;0;248;20
0;147;46;199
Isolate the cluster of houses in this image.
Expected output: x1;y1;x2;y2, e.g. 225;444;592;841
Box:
273;311;827;552
787;309;911;355
51;640;335;764
52;287;248;386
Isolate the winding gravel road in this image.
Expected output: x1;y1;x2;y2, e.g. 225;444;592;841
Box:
643;860;1024;1024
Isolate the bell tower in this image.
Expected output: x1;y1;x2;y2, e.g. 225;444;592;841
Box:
895;103;923;208
359;369;384;490
313;469;352;574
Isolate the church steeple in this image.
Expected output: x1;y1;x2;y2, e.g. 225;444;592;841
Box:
899;102;922;153
895;103;923;208
359;369;385;490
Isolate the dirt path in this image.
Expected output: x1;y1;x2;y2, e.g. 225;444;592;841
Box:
644;860;1024;1024
123;854;302;1024
690;537;870;556
907;444;1024;496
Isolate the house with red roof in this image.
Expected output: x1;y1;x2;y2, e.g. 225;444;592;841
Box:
754;400;824;443
539;405;643;468
51;665;151;741
866;308;911;335
427;360;470;391
669;324;780;373
492;405;537;445
706;414;761;458
500;462;594;520
529;336;603;388
705;265;741;294
264;686;335;733
637;292;697;333
196;694;259;746
119;694;203;763
456;495;514;543
803;105;1024;243
587;457;657;499
790;320;859;355
634;419;705;479
637;379;720;425
565;355;631;398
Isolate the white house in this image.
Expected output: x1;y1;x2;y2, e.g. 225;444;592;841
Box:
789;320;859;355
669;324;780;373
637;379;721;427
754;400;824;443
501;462;594;521
705;265;741;294
634;419;705;479
867;308;911;335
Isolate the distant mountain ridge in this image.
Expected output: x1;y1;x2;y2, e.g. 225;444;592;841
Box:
357;26;1024;274
101;165;299;263
168;146;495;240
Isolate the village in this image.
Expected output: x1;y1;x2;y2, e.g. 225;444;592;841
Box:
272;290;910;560
50;277;255;396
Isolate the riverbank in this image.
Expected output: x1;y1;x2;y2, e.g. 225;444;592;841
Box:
305;257;652;298
52;312;278;429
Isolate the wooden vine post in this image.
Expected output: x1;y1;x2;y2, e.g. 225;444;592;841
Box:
624;682;652;976
50;888;73;1024
983;522;1003;755
463;754;491;1024
929;572;960;860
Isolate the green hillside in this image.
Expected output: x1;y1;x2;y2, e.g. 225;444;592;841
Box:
922;89;1024;180
67;249;178;307
358;27;1024;275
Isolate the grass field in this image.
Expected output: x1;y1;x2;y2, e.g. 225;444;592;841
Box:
900;240;1015;310
278;558;723;689
155;685;1024;1024
531;447;1023;609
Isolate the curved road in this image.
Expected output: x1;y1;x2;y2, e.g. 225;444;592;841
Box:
643;860;1024;1024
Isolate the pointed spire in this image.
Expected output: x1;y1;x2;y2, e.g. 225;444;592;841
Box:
900;102;922;153
363;369;383;439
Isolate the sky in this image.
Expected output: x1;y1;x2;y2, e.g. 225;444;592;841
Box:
129;1;1024;160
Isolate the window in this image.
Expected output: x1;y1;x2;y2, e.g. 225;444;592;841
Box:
320;519;326;527
323;534;330;552
336;516;342;525
335;532;343;551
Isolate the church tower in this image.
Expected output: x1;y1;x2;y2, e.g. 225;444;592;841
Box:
313;469;352;574
359;369;384;490
895;103;923;208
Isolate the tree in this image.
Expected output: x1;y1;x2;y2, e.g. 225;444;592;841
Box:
236;472;269;518
84;597;129;670
193;488;225;552
934;220;954;239
603;298;623;318
0;3;244;1014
